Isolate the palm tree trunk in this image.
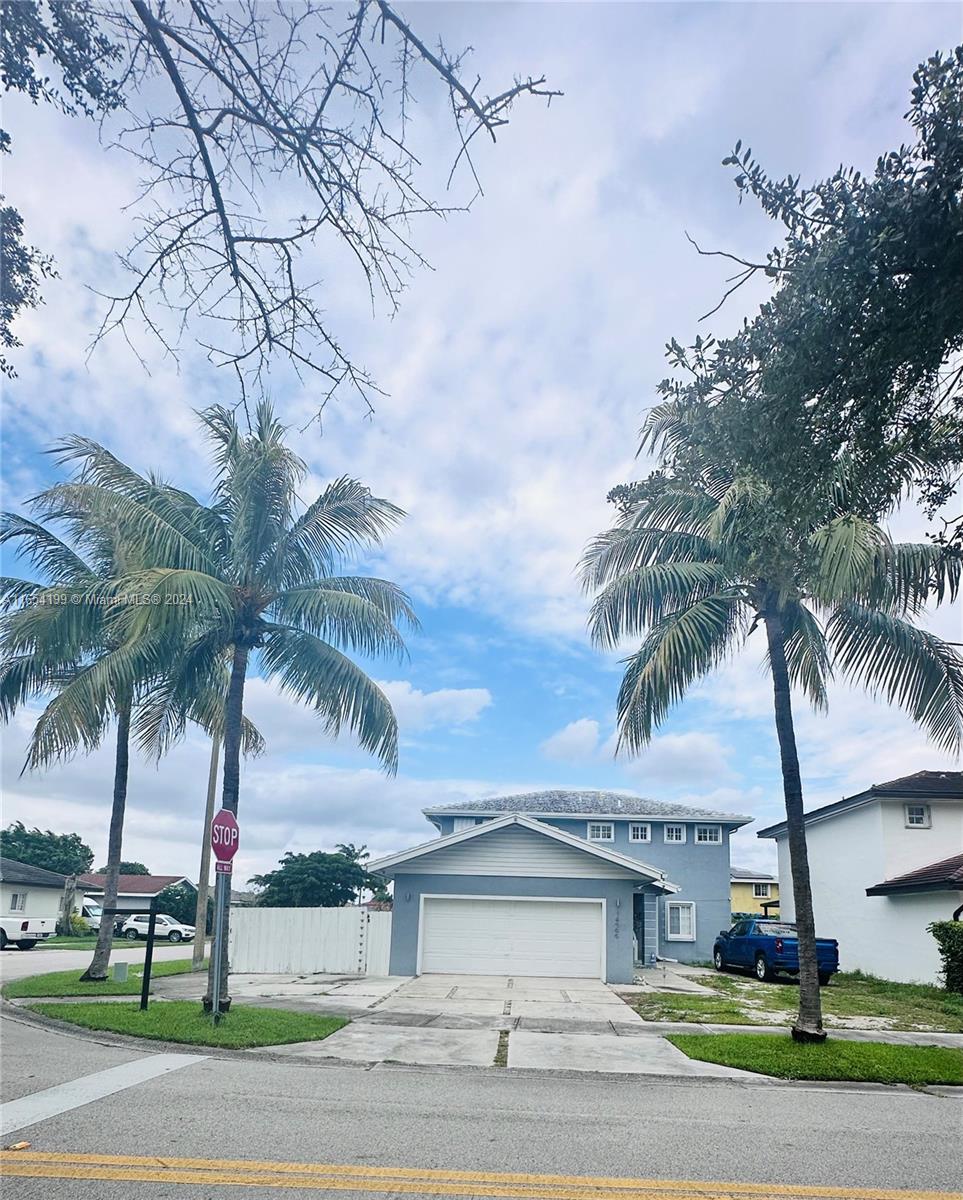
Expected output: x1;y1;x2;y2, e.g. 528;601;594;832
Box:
192;736;219;970
204;644;248;1011
763;610;826;1042
80;699;131;982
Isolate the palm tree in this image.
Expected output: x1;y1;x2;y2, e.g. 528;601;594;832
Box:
0;506;263;981
581;412;963;1041
48;401;417;1009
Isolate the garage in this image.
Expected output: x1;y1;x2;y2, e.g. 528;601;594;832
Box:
419;896;604;978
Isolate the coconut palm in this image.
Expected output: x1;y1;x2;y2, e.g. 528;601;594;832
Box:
0;506;264;981
581;410;963;1040
46;401;417;1008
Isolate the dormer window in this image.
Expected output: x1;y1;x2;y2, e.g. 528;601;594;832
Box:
587;822;614;842
904;804;931;828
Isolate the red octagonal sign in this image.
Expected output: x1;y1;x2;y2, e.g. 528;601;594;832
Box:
211;809;240;863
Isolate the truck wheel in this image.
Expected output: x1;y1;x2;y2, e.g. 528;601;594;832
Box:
125;929;139;941
0;930;7;950
713;948;726;972
818;972;832;987
17;941;37;951
754;953;773;982
168;930;182;943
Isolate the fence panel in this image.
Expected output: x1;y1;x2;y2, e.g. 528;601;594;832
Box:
229;906;392;975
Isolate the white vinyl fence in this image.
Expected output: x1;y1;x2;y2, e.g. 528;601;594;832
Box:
229;906;392;975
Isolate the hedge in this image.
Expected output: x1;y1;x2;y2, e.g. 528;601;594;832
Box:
928;921;963;994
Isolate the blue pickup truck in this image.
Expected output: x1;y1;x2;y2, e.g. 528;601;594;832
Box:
713;919;840;984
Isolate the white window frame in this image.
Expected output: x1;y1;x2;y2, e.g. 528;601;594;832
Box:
752;882;771;898
587;821;614;842
695;824;721;845
629;822;651;843
9;892;27;912
904;804;931;828
664;823;686;844
665;900;696;942
452;817;477;832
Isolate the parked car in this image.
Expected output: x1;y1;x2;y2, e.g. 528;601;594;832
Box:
79;898;103;931
713;919;839;984
0;916;55;950
121;913;195;943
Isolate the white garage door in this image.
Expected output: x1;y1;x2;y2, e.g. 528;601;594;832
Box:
419;897;604;978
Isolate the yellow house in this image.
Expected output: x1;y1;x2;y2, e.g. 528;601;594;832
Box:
730;867;779;917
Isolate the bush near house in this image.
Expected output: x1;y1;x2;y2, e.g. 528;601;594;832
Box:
929;922;963;995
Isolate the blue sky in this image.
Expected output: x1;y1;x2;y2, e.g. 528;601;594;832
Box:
2;2;960;883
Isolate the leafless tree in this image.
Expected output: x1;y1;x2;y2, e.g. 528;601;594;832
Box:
69;0;559;413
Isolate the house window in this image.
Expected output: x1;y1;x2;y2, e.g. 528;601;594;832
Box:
752;883;771;898
664;824;686;844
695;824;721;844
904;804;931;828
452;817;477;832
587;822;614;842
629;823;650;843
666;901;696;941
9;892;27;912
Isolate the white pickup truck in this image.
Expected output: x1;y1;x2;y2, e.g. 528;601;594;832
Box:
0;915;56;950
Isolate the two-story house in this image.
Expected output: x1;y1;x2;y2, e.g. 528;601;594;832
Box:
757;770;963;984
369;789;751;983
730;867;780;917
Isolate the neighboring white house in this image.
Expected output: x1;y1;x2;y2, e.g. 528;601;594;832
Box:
757;770;963;984
0;857;67;922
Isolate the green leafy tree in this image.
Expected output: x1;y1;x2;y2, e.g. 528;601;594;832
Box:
0;821;93;875
155;882;209;930
582;415;963;1041
49;401;416;1009
250;847;377;909
95;861;149;875
658;46;963;542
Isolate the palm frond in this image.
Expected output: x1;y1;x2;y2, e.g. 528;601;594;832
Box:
580;526;715;590
773;601;831;711
857;542;963;616
0;513;96;586
809;515;889;605
271;581;415;659
707;475;770;544
827;603;963;752
259;625;399;772
614;595;745;753
588;563;733;649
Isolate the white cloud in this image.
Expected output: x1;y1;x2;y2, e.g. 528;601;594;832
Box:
540;718;601;762
614;731;735;788
375;680;492;733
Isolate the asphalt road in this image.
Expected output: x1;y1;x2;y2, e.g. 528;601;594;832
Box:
2;1014;961;1200
0;940;205;983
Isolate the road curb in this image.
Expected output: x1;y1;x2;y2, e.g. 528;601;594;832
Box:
4;999;962;1096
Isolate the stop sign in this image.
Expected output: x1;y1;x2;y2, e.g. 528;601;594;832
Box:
211;809;239;863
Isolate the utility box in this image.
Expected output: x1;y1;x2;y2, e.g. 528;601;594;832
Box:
112;961;129;983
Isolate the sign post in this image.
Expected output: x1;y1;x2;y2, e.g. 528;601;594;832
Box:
209;809;239;1024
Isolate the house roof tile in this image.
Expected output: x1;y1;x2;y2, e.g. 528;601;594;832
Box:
0;856;69;888
77;873;191;896
866;853;963;897
424;789;750;823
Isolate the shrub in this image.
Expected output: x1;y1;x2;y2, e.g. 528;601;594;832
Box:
69;913;90;936
928;921;963;994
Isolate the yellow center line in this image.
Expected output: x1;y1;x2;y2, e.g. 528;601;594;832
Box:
1;1152;960;1200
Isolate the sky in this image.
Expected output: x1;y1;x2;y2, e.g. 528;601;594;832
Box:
2;2;961;888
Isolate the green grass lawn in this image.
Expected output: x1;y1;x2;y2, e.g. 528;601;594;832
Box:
3;958;202;999
669;1032;963;1086
37;937;101;949
28;1001;348;1049
633;969;963;1033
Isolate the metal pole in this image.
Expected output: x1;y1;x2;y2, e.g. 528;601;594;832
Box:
211;871;227;1024
140;899;158;1012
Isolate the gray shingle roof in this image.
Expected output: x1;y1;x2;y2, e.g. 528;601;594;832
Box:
0;856;68;888
424;789;750;823
730;866;776;881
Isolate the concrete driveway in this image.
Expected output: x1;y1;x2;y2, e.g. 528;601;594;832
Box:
268;974;757;1077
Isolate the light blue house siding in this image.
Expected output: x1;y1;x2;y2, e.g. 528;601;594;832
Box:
388;873;641;984
427;815;733;964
